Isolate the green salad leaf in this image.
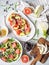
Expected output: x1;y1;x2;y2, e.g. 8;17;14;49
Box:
0;52;3;58
43;30;48;38
7;58;13;62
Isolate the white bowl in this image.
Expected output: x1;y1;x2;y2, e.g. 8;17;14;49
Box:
0;26;8;38
0;37;23;64
6;11;35;41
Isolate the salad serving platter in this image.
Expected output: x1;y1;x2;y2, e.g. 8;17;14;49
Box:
6;10;35;41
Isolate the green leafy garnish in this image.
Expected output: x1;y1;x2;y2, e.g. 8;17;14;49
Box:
8;38;14;42
0;44;5;48
43;30;48;38
7;58;13;62
0;53;3;58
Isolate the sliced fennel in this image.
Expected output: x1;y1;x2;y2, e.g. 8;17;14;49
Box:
37;43;47;54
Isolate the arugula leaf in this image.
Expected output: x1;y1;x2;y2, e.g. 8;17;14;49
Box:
4;52;8;57
8;38;14;42
43;30;48;38
7;58;13;62
0;52;3;58
0;44;5;48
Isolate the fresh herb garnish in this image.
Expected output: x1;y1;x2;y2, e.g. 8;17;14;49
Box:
43;30;48;38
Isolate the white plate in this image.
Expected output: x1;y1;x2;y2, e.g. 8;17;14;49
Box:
6;11;35;41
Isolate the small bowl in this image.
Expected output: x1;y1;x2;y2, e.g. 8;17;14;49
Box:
0;26;8;38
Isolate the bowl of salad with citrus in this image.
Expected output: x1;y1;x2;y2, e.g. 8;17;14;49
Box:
0;37;22;63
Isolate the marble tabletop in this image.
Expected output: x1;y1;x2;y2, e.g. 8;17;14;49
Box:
0;0;49;65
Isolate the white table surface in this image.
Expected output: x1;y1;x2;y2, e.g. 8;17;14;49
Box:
0;0;49;65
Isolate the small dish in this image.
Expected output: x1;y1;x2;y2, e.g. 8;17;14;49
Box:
0;26;8;38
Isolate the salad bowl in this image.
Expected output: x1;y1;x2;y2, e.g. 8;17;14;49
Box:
0;37;22;64
6;11;35;41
